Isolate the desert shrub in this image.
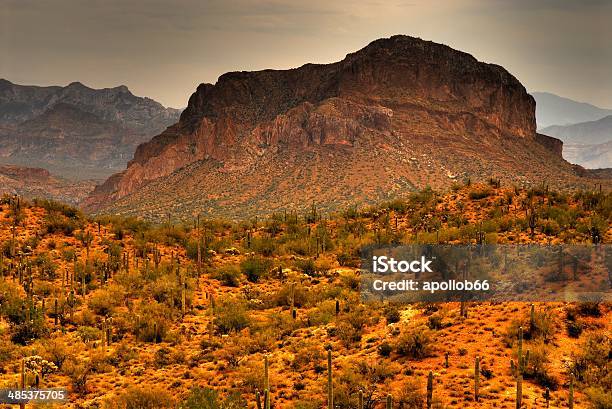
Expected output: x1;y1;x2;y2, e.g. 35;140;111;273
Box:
240;256;271;282
522;340;559;390
44;211;82;236
150;275;185;308
306;300;336;326
88;286;124;316
504;308;556;346
468;188;492;200
213;264;241;287
153;346;171;368
291;341;325;371
40;337;72;369
182;386;247;409
214;297;250;334
575;302;602;317
585;387;612;409
395;325;434;359
566;320;584;338
11;318;49;345
78;326;102;343
0;280;25;324
336;321;363;347
251;237;277;257
378;342;393;357
334;361;397;408
295;258;316;276
34;199;82;219
131;301;173;343
570;332;611;389
110;386;174;409
272;283;308;308
63;359;92;395
384;305;401;324
397;378;426;408
0;339;17;367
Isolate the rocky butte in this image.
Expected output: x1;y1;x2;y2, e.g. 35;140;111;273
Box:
84;35;607;220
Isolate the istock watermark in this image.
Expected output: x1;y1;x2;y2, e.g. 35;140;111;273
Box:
360;244;611;303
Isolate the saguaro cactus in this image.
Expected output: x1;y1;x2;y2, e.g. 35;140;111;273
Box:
569;374;574;409
264;355;270;395
515;326;530;409
181;282;187;316
386;393;392;409
327;347;333;408
264;389;270;409
474;356;480;402
427;371;433;409
358;389;364;409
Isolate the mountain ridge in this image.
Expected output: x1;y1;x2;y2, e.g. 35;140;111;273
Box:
541;115;612;169
84;35;607;220
0;79;182;179
532;91;612;129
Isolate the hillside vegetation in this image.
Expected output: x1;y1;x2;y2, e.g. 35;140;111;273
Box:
0;181;610;408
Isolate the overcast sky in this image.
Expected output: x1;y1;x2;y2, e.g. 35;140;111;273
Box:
2;0;611;109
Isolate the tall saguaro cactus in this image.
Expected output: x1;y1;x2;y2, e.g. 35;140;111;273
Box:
427;371;433;409
514;326;529;409
474;355;480;402
568;373;574;409
327;347;334;409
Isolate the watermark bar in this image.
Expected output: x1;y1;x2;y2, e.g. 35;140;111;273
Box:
0;389;68;404
360;244;611;303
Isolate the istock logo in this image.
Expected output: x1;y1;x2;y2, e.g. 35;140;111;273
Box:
372;256;434;273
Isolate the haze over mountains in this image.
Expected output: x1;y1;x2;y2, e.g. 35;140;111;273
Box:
532;92;612;129
540;115;612;169
0;79;181;180
533;93;612;169
83;35;606;220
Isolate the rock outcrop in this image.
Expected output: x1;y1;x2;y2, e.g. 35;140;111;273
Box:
84;35;598;220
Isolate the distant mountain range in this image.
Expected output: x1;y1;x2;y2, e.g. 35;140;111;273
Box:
0;79;181;179
83;35;604;220
541;115;612;169
533;92;612;129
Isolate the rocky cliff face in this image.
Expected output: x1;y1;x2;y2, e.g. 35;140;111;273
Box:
85;35;592;220
0;80;181;179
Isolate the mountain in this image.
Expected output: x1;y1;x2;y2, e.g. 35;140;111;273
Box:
540;115;612;169
84;35;607;220
0;80;181;179
532;92;612;129
540;115;612;145
0;164;95;205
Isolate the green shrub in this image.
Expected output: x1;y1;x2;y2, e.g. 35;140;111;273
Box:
11;318;49;345
181;386;246;409
214;298;250;334
240;256;271;283
213;265;241;287
110;386;174;409
586;387;612;409
570;332;611;388
395;325;434;359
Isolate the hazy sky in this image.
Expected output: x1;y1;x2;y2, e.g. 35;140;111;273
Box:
2;0;611;109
